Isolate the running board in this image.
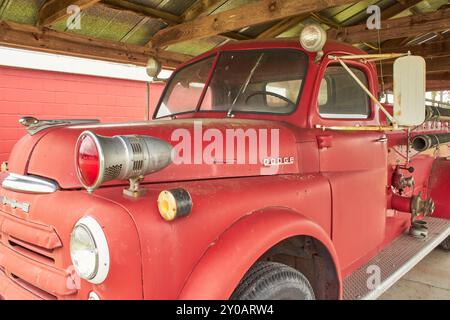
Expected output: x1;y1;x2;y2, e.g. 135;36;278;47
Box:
343;217;450;300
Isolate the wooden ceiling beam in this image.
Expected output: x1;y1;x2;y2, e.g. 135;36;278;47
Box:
328;8;450;44
0;21;191;68
380;0;422;20
384;80;450;91
149;0;358;48
256;14;309;39
376;39;450;58
39;0;101;27
425;72;450;82
377;56;450;77
359;0;422;49
381;72;450;83
423;80;450;91
256;0;422;40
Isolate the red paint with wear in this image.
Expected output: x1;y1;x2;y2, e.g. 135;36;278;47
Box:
0;38;449;300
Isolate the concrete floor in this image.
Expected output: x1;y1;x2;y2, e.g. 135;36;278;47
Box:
380;248;450;300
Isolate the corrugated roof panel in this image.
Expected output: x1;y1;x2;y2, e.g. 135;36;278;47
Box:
415;0;448;13
167;36;224;56
238;21;279;38
128;0;162;8
0;0;45;25
211;0;257;14
155;0;197;16
320;3;357;18
128;0;196;16
276;16;328;39
54;4;142;42
341;0;396;26
331;0;380;24
122;17;166;45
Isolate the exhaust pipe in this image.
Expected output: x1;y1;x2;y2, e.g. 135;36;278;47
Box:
412;133;450;152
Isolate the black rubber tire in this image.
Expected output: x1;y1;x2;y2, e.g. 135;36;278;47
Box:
440;236;450;251
231;261;315;300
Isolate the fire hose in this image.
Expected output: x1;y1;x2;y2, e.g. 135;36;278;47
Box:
412;133;450;152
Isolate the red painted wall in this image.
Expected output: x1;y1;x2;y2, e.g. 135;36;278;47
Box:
0;66;165;164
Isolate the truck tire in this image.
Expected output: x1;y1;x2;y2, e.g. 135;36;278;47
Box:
440;236;450;251
231;261;315;300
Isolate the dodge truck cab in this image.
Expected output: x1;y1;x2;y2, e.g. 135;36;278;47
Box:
0;24;449;300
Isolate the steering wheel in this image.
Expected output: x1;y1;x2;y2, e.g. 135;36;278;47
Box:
245;91;296;107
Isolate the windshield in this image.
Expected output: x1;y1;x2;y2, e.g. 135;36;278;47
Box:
155;49;308;119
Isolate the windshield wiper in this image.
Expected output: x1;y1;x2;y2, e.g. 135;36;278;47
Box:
227;53;264;118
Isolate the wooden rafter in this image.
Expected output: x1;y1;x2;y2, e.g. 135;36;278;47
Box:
256;14;309;39
357;0;423;50
39;0;101;27
182;0;247;42
328;8;450;44
425;72;450;81
378;39;450;58
380;0;422;20
423;80;450;91
149;0;358;48
255;1;342;40
378;56;450;77
101;0;182;25
252;0;419;41
0;21;191;68
384;80;450;91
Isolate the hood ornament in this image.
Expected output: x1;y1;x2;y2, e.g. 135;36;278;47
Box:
19;116;100;135
19;116;39;127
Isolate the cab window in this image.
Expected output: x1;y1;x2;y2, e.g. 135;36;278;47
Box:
266;80;303;109
318;66;371;119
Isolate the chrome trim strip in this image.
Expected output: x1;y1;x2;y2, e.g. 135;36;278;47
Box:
1;173;59;194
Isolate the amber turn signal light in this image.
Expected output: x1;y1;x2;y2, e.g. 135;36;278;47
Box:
157;188;192;221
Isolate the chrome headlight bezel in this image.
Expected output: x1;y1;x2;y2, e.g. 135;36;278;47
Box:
70;216;110;284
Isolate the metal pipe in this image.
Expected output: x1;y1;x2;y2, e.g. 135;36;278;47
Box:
412;133;450;152
426;99;450;108
426;105;450;120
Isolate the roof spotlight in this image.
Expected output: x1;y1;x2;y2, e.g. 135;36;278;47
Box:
300;24;327;53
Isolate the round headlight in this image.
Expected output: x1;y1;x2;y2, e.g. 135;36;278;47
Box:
300;24;327;53
70;217;110;284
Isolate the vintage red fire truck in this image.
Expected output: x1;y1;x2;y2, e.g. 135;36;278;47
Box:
0;24;449;300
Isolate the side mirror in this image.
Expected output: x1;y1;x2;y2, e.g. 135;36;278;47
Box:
393;56;426;126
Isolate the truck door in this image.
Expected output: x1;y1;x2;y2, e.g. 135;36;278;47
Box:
311;62;388;274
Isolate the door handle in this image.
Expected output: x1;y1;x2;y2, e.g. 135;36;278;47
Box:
374;137;388;143
317;135;333;149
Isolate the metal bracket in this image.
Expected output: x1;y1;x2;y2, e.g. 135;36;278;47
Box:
123;176;146;198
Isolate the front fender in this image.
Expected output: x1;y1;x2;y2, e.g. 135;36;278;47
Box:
178;207;341;300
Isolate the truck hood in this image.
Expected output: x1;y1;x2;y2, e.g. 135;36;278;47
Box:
9;119;304;189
